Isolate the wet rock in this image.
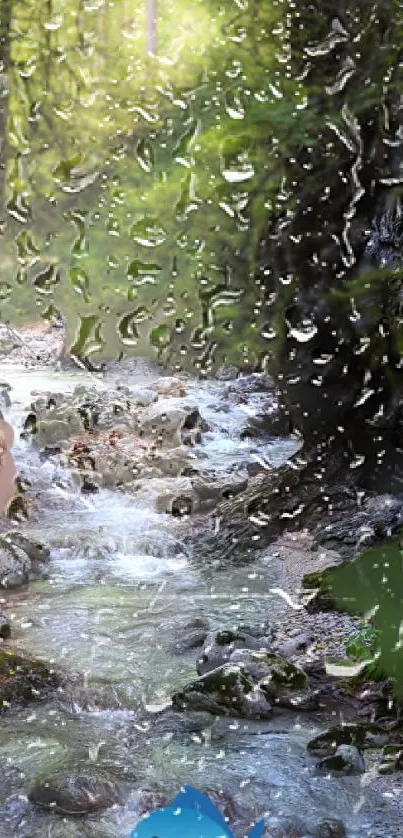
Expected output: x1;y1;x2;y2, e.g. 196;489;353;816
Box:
0;533;50;588
0;614;11;639
275;632;314;658
174;647;314;719
240;408;291;439
313;493;403;558
172;663;273;719
139;398;204;445
72;384;99;402
91;397;136;433
229;649;317;710
379;744;403;774
39;445;62;461
0;649;58;709
152;376;188;397
316;744;365;776
0;323;23;357
150;446;199;477
28;771;122;815
136;789;169;818
197;627;272;676
0;538;31;587
307;723;388;756
81;473;100;494
314;820;346;838
216;365;239;381
173;628;208;653
6;532;50;564
35;414;82;448
192;473;248;510
171;617;210;654
131;476;197;515
225;372;275;394
93;451;137;489
130;387;158;407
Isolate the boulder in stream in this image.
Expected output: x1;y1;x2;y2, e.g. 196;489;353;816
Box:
0;649;58;709
0;532;50;588
172;662;273;719
139;398;205;445
173;646;316;718
28;771;122;815
196;626;274;676
130;476;197;515
316;744;365;776
34;414;82;448
170;616;210;654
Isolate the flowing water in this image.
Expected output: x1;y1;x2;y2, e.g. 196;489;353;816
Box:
0;363;399;837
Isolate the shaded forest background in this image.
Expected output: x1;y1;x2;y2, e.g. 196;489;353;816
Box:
0;0;288;371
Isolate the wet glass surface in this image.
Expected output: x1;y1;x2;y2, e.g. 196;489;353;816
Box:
1;2;403;837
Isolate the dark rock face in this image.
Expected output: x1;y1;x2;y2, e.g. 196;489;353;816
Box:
307;723;388;757
0;650;58;709
258;1;403;490
0;614;11;639
170;617;210;655
0;532;50;588
28;772;122;815
312;493;403;558
316;744;365;776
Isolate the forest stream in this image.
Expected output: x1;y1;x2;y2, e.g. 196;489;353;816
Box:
0;358;400;838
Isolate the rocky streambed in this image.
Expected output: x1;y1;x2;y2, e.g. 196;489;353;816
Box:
0;331;402;837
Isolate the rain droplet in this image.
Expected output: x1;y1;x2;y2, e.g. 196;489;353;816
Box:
136;138;154;173
33;263;61;295
287;320;318;343
118;312;140;346
70;267;90;301
130;216;166;248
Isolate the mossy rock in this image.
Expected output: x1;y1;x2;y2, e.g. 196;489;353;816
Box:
0;650;59;709
192;663;253;696
307;723;388;757
172;663;257;717
241;652;309;694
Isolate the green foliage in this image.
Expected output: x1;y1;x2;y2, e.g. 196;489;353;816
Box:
325;539;403;697
345;626;380;663
0;0;291;369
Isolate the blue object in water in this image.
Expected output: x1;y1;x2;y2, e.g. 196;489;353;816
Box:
130;785;265;837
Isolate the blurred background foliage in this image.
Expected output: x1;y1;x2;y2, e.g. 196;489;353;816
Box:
0;0;295;371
